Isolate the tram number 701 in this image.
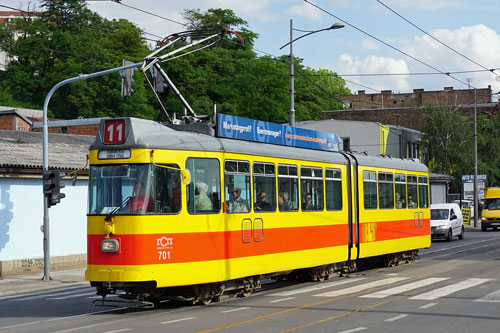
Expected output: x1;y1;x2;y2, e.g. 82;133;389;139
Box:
158;251;171;260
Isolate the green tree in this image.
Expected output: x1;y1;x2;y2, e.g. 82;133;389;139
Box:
419;105;500;190
0;0;153;119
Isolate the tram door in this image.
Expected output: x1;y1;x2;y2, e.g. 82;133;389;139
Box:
344;154;360;261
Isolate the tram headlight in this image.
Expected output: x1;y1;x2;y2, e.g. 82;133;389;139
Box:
101;239;119;253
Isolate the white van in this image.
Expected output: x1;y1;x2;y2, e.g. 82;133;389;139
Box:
431;203;464;241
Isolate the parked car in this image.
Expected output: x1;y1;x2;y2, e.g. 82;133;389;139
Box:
431;203;464;241
452;199;474;219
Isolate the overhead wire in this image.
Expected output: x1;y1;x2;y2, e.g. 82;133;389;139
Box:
375;0;500;80
304;0;476;89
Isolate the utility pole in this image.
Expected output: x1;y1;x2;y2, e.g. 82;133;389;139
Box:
473;88;478;227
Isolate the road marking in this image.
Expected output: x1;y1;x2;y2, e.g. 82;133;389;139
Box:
221;307;250;313
48;291;98;300
160;317;197;324
475;288;500;303
313;277;409;298
419;302;438;309
268;278;366;297
102;329;131;333
269;297;294;303
385;314;408;322
0;321;42;330
12;289;90;301
338;327;367;333
410;278;491;300
360;277;449;299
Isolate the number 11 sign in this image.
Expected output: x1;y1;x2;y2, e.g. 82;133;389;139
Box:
103;119;126;144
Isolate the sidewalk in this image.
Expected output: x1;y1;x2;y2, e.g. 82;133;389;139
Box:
0;268;88;297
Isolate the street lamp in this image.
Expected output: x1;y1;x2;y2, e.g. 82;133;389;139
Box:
280;19;344;127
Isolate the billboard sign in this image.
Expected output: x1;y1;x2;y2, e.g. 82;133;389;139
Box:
216;113;340;152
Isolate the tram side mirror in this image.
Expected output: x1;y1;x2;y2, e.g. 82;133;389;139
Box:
181;169;191;185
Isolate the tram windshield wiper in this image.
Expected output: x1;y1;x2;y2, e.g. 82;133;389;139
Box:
104;196;131;221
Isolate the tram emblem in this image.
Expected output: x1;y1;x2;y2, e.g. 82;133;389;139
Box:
156;236;173;249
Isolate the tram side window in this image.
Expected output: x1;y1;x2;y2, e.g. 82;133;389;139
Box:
154;164;181;214
253;162;276;212
225;160;251;213
407;175;418;208
325;169;342;211
378;172;394;209
301;166;324;211
395;173;406;209
363;170;377;209
186;158;221;214
418;176;429;208
278;164;299;212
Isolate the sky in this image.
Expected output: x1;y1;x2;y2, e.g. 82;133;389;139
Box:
3;0;500;99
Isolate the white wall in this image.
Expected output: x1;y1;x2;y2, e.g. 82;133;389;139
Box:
0;177;87;261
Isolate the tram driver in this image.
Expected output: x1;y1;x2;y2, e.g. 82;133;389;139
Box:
127;181;153;213
227;187;250;213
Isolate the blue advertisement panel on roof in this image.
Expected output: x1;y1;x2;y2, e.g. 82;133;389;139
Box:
216;113;340;152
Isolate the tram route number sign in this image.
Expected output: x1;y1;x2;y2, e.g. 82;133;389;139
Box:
216;113;341;152
103;119;126;145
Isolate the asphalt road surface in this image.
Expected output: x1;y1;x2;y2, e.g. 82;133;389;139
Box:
1;228;499;333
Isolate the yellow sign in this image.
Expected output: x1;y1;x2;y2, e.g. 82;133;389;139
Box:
462;206;471;225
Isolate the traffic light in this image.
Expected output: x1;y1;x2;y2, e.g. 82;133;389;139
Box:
121;59;136;97
43;170;66;208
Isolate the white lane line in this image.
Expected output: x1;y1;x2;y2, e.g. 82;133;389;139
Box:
269;278;366;297
410;278;492;301
314;277;409;298
360;277;450;299
12;289;89;301
419;302;438;309
48;291;98;300
338;327;367;333
0;321;42;330
385;314;408;322
475;288;500;303
221;307;250;313
160;317;197;324
269;297;294;303
102;329;131;333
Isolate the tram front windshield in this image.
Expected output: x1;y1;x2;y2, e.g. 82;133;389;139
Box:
88;163;181;215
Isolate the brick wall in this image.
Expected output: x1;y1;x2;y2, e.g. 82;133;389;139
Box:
31;124;99;136
340;86;492;110
0;114;15;130
322;103;500;131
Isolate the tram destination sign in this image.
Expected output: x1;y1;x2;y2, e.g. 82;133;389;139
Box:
216;113;340;152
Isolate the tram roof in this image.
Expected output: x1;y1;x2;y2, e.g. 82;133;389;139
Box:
90;117;427;172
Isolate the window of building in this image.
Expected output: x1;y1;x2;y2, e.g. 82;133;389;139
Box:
300;166;324;211
253;162;276;212
186;158;221;214
407;175;418;208
418;176;429;208
278;164;299;212
395;173;406;209
224;160;251;213
325;168;342;211
363;170;377;209
378;172;394;209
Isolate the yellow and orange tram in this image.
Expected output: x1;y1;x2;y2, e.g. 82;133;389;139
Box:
86;117;430;305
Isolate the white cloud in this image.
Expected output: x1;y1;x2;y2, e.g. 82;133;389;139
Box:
383;0;468;10
288;3;323;21
336;54;411;93
361;39;379;50
404;24;500;92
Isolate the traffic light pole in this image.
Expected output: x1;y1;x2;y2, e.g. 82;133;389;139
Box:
41;62;141;281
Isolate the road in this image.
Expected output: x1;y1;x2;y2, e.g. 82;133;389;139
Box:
1;228;499;333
